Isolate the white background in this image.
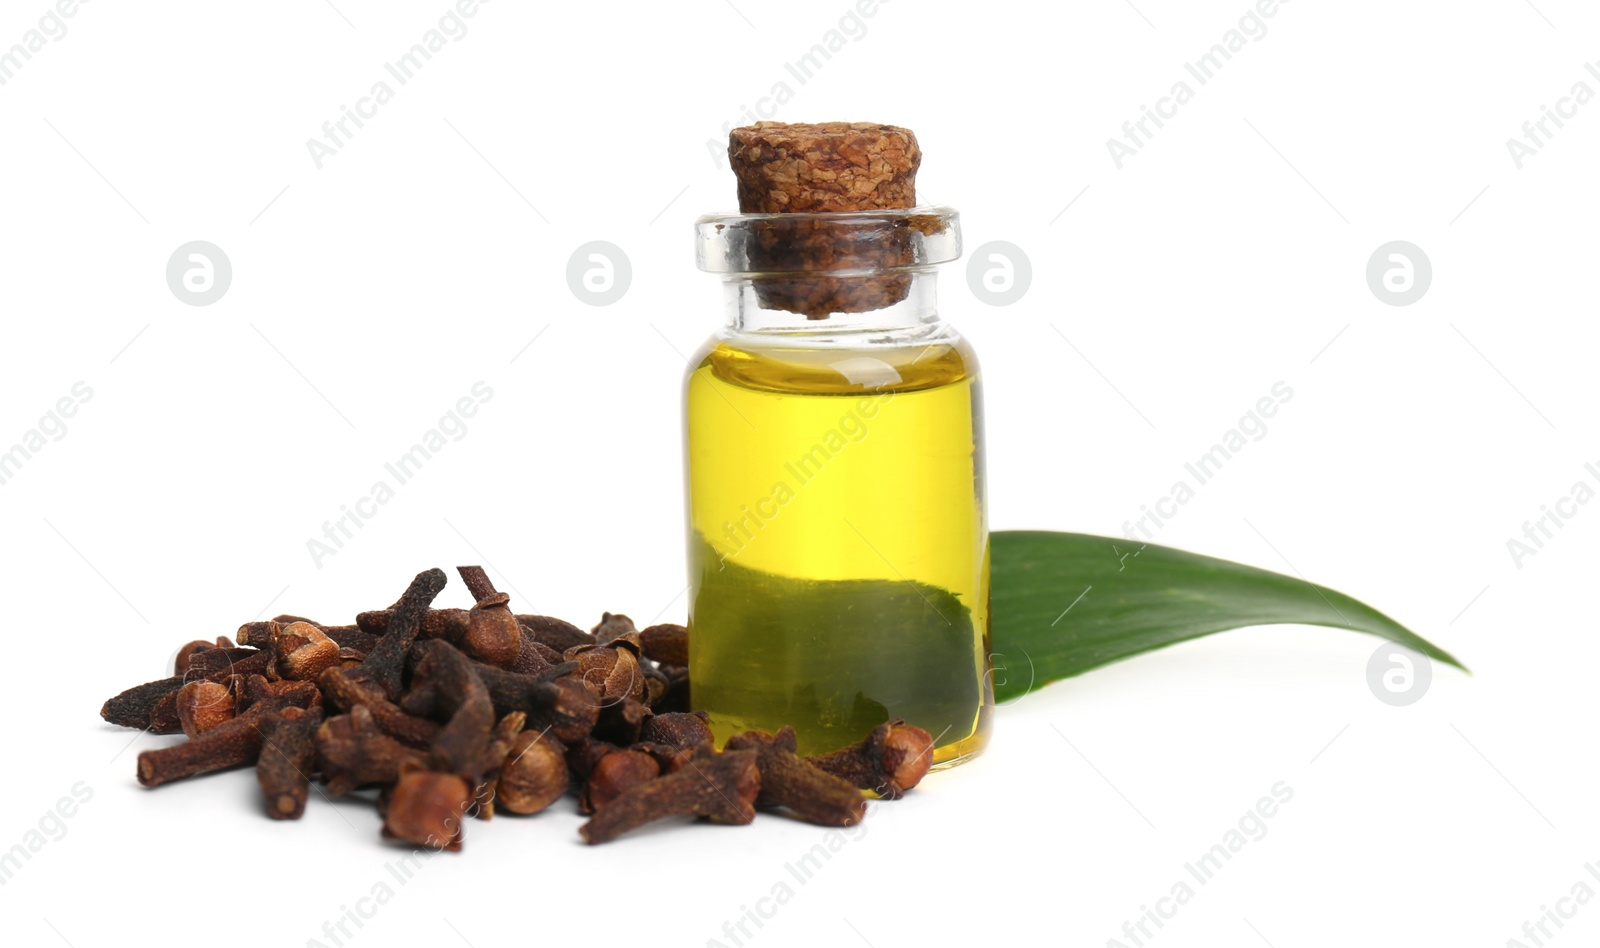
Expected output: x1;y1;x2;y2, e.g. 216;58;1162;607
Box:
2;1;1595;945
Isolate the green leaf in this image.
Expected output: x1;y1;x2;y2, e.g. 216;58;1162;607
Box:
990;531;1466;703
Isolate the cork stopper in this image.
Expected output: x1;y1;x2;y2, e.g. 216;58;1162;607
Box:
725;122;927;318
728;122;921;213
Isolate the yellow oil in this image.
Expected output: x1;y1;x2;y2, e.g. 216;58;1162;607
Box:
684;335;992;765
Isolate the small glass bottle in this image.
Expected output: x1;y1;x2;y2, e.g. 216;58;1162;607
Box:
684;207;992;768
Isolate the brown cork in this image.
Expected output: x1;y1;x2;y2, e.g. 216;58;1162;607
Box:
727;122;923;318
728;122;921;213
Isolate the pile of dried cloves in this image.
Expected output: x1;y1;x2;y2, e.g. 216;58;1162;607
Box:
99;567;934;849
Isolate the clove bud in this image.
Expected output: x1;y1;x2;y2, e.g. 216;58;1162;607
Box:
275;622;343;681
174;636;234;675
175;680;235;739
347;569;449;700
591;612;637;645
101;675;188;732
136;676;318;788
319;668;439;749
456;661;600;743
565;641;646;705
184;646;267;679
516;614;594;653
638;624;688;667
404;641;499;782
640;711;712;750
382;765;475;852
579;745;760;844
579;749;659;814
353;608;470;642
727;727;866;827
257;707;325;819
455;567;524;667
316;705;428;796
593;697;651;746
805;719;934;800
496;731;569;816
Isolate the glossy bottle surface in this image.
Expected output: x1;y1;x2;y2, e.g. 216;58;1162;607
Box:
685;333;992;765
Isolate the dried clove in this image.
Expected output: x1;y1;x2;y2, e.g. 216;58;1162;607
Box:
521;678;600;744
269;616;374;646
234;621;276;647
382;764;474;852
257;707;325;820
496;730;568;816
461;593;522;667
516;614;594;652
579;744;760;845
349;569;448;700
240;619;382;656
533;660;580;683
138;713;266;787
565;640;646;705
639;623;689;667
174;636;234;675
454;565;497;602
404;641;498;781
453;566;524;667
591;612;637;645
640;710;712;750
353;607;470;642
593;697;651;746
322;626;380;654
579;749;660;814
454;661;599;743
136;676;318;788
727;727;866;827
509;633;564;676
470;712;527;820
101;675;186;731
629;741;694;774
272;622;344;681
195;647;274;684
318;668;439;749
174;641;213;670
175;680;235;739
651;664;691;714
640;662;671;708
805;719;934;800
316;706;428;796
245;678;323;711
184;646;266;679
565;736;618;785
146;648;275;735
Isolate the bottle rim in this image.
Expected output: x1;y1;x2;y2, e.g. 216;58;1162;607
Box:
695;206;962;275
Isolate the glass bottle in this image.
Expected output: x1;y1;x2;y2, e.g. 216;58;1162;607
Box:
684;206;991;768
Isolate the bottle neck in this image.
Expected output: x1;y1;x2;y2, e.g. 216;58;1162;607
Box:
723;269;942;340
